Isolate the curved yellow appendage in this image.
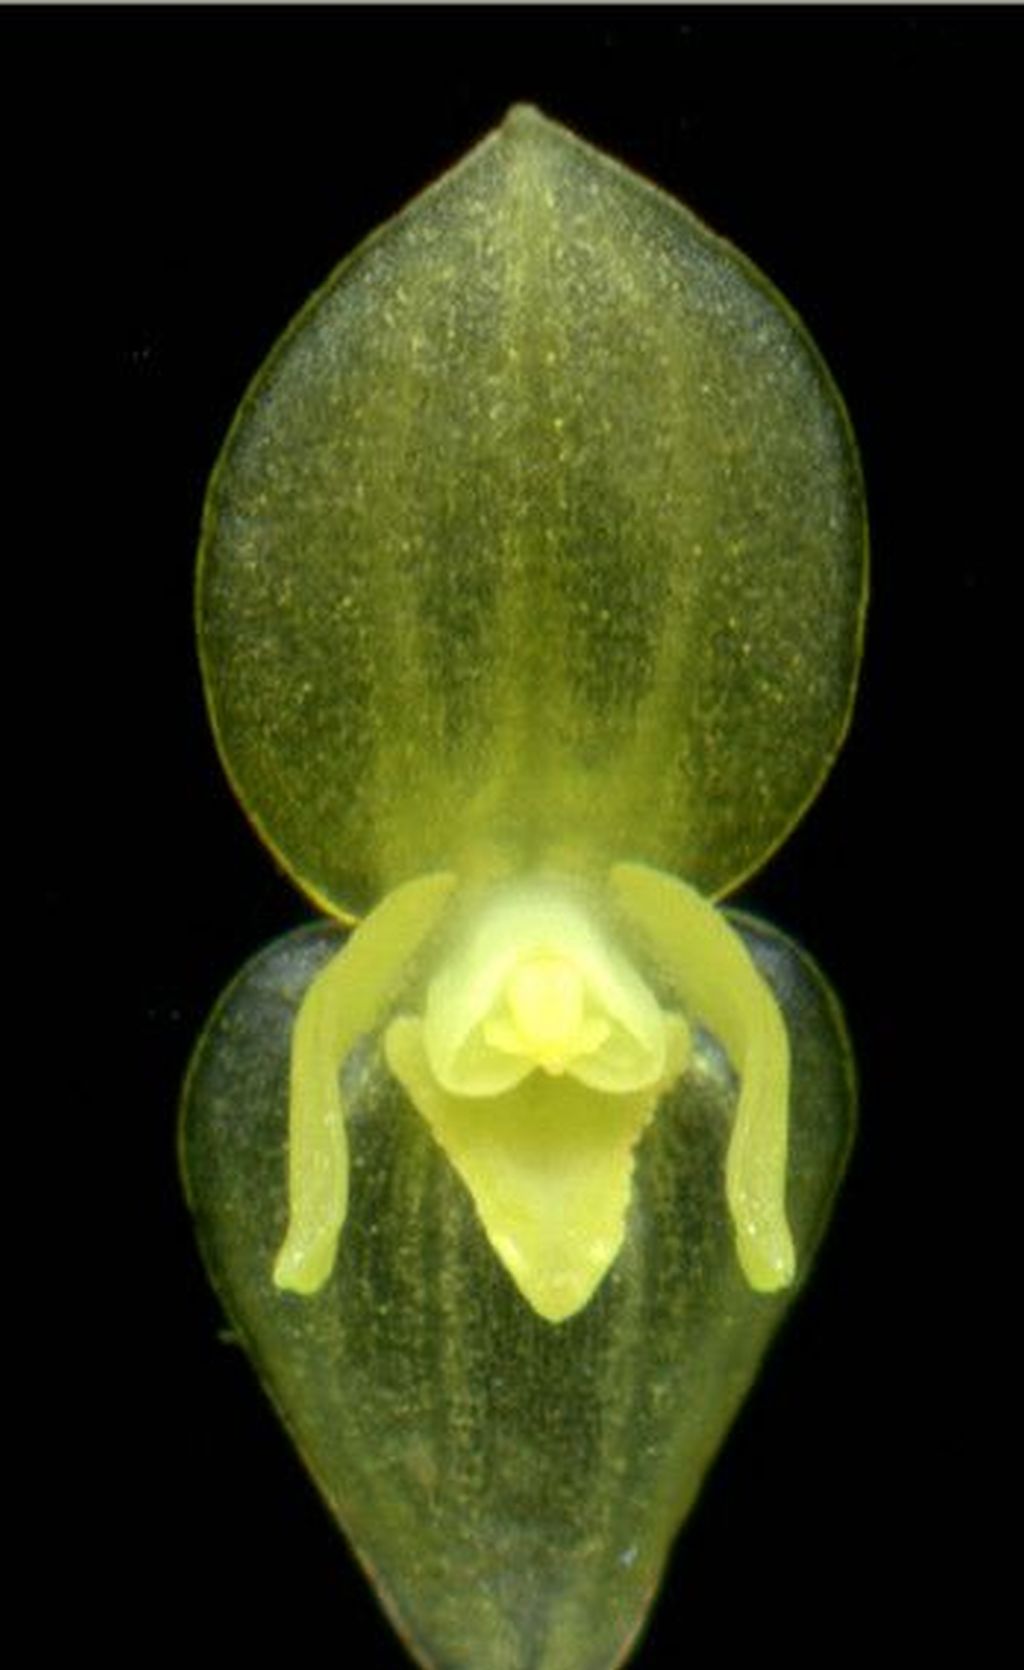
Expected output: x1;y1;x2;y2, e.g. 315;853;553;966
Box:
386;1012;690;1322
273;872;456;1295
611;863;795;1292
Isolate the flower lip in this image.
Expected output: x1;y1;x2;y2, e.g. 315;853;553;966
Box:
382;874;694;1322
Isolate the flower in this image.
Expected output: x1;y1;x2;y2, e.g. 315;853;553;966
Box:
273;863;794;1322
184;104;865;1670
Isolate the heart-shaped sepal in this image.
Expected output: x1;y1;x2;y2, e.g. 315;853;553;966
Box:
181;911;853;1670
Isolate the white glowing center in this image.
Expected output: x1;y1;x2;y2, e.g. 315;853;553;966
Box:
419;884;676;1100
483;954;611;1075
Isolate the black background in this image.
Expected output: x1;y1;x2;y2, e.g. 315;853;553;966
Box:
18;6;1014;1662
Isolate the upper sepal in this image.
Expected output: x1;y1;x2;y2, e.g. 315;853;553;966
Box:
197;107;866;920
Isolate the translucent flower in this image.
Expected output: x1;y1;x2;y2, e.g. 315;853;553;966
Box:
183;106;866;1670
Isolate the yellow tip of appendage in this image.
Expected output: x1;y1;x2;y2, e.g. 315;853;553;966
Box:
734;1218;796;1293
273;1234;337;1297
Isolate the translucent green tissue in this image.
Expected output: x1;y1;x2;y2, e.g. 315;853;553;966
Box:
182;106;867;1670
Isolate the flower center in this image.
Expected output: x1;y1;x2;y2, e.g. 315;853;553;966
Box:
483;954;611;1075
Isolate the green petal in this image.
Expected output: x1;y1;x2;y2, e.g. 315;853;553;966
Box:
181;912;854;1670
198;106;866;919
274;870;455;1294
612;863;794;1291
